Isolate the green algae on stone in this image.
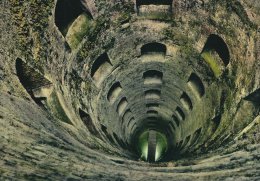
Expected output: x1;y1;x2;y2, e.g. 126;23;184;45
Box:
201;51;222;78
66;13;92;49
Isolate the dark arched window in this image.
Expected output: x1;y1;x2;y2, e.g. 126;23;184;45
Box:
91;53;113;87
141;42;167;56
101;124;116;144
79;109;100;137
188;73;205;98
107;82;122;104
55;0;93;36
202;34;230;66
190;128;202;147
16;58;52;106
143;70;163;85
180;92;193;110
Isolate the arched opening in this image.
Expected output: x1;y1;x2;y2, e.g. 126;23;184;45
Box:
202;34;230;66
188;73;205;98
201;34;230;77
146;103;159;109
101;124;116;144
113;133;127;149
231;89;260;133
147;110;158;115
175;107;185;121
107;82;122;104
122;109;132;125
172;115;180;127
180;92;193;110
15;58;52;107
176;140;183;150
91;53;113;87
145;89;161;100
117;97;128;116
189;128;202;147
16;58;73;125
181;135;191;149
244;88;260;107
143;70;163;85
79;109;101;138
55;0;85;36
55;0;93;48
141;42;167;56
127;117;135;128
169;121;175;131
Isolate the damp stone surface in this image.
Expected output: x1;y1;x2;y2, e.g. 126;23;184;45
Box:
0;0;260;180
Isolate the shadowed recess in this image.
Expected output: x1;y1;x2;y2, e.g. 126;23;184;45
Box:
169;121;175;131
79;108;101;138
188;73;205;98
146;103;160;109
113;132;126;149
127;117;135;127
122;109;133;124
136;0;172;6
181;135;191;150
147;110;158;115
143;70;163;85
175;107;185;121
91;53;113;86
172;115;180;127
202;34;230;66
189;128;202;147
101;124;116;144
244;88;260;107
16;58;52;91
180;92;193;110
107;82;122;104
145;89;161;100
141;42;167;56
55;0;88;36
16;58;52;106
117;97;128;116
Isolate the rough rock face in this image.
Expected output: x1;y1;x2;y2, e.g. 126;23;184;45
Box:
0;0;259;180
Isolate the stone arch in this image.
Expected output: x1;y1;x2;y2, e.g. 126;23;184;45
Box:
107;82;122;104
188;73;205;98
15;58;52;106
202;34;230;66
141;42;167;56
79;108;100;137
91;53;113;87
143;70;163;85
55;0;92;36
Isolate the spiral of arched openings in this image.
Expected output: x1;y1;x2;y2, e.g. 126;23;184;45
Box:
74;31;234;163
18;6;238;162
25;0;258;164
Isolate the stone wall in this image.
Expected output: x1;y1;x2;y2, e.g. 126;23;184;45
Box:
0;0;259;180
